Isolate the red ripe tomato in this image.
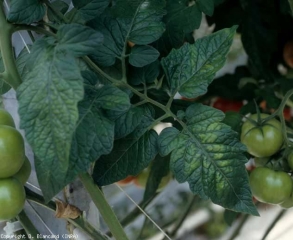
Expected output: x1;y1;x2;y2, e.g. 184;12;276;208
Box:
213;98;243;112
116;176;135;186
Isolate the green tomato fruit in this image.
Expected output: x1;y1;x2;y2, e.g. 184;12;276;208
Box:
0;178;26;221
0;125;25;178
287;153;293;171
14;157;31;185
241;114;283;157
249;167;292;204
0;109;15;128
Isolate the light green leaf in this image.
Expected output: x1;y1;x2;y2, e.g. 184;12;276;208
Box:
129;45;160;67
129;60;160;85
8;0;46;24
56;24;103;57
92;105;158;186
17;39;84;201
71;0;110;22
161;26;237;98
158;103;259;215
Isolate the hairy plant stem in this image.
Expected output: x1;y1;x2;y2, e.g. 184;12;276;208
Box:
264;88;293;147
25;187;109;240
0;3;22;89
227;214;250;240
79;173;129;240
17;210;42;239
261;209;286;240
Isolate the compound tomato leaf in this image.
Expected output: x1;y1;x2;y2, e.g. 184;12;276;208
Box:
88;14;127;67
17;39;84;201
129;60;160;85
56;24;104;57
112;0;166;45
143;154;170;202
92;105;158;186
161;26;237;99
8;0;46;24
158;103;259;216
70;0;110;22
197;0;215;16
16;46;32;78
107;107;144;139
129;45;160;67
222;111;242;135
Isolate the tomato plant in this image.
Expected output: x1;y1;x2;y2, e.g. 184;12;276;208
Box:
241;114;283;157
0;125;25;178
0;109;15;127
14;157;31;185
249;167;292;204
0;178;25;221
2;0;293;239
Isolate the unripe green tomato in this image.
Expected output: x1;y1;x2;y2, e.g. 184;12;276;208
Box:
0;125;25;178
0;109;15;127
287;153;293;171
279;193;293;209
241;114;283;157
249;167;292;204
0;178;26;221
14;157;31;185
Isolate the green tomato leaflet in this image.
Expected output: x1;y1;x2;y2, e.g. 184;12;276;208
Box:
241;114;283;158
249;167;292;204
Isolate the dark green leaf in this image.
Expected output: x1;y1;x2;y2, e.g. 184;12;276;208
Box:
88;14;127;66
129;45;159;67
112;0;166;45
70;0;110;22
255;88;281;109
8;0;46;24
241;1;279;81
92;106;158;185
16;46;32;78
17;39;84;201
162;26;237;98
158;103;259;215
129;60;160;85
222;111;242;134
107;107;144;139
48;0;69;23
165;1;202;34
289;0;293;14
57;24;103;57
197;0;215;16
143;155;170;201
224;209;239;226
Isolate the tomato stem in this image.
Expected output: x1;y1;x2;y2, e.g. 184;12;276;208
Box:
79;172;130;240
261;209;286;240
17;210;42;239
25;187;108;240
0;3;22;89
